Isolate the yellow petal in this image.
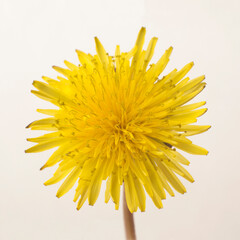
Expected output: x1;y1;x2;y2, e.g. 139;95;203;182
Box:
26;118;56;129
173;101;206;115
172;62;194;85
88;161;105;205
41;142;80;170
173;151;190;165
94;37;109;68
132;27;146;63
56;166;82;198
144;156;166;199
27;132;59;143
74;181;89;202
37;109;58;116
176;142;209;155
105;176;111;203
52;66;72;78
76;186;88;210
44;167;73;185
64;60;78;71
181;125;211;136
25;138;67;153
31;90;57;105
124;174;136;213
149;46;173;82
32;81;78;110
151;190;163;209
156;161;187;194
157;169;175;197
142;37;158;71
75;50;94;72
110;168;120;206
133;176;146;212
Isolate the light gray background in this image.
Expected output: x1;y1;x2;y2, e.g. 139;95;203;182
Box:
1;0;239;239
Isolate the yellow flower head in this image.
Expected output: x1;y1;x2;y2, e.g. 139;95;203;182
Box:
26;27;210;212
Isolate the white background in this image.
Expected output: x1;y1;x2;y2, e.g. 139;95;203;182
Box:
1;0;240;239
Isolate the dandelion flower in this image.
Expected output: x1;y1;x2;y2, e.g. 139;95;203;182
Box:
26;27;210;213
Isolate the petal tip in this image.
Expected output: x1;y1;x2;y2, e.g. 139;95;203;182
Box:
168;46;173;52
56;192;62;198
94;36;99;43
52;65;58;70
40;165;46;171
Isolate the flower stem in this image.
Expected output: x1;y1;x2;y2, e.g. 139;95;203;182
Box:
123;187;136;240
